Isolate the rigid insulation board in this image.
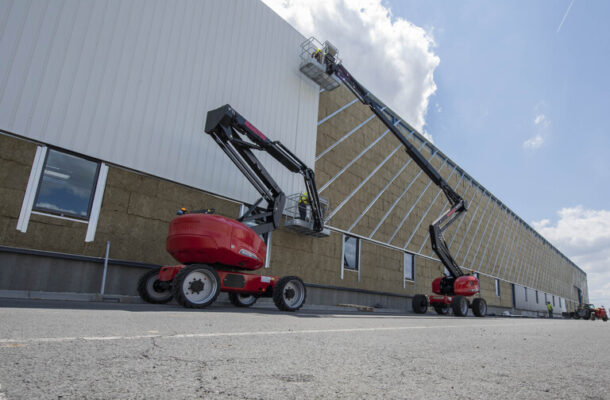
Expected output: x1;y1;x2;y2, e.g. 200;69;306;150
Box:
0;0;319;204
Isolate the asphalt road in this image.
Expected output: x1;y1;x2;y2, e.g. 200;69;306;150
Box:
0;298;609;400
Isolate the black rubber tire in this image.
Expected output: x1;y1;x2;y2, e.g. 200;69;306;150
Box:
433;304;449;315
412;294;428;314
591;314;596;321
583;310;591;320
273;276;306;312
573;313;581;320
172;264;220;308
603;316;608;322
472;298;487;317
452;295;468;317
137;268;173;304
229;292;258;308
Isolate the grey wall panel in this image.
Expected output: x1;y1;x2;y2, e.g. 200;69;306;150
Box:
0;0;319;205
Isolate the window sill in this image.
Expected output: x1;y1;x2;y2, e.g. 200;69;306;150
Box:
31;211;88;224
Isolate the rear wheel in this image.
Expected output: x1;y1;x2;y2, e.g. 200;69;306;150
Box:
412;294;428;314
137;268;173;304
573;313;581;320
172;264;220;308
229;292;258;308
273;276;306;312
472;298;487;317
603;316;608;322
433;304;450;315
452;295;468;317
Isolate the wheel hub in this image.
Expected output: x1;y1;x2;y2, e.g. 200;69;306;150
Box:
189;279;205;294
284;288;296;300
152;280;166;293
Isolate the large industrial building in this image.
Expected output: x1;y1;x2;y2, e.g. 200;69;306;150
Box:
0;0;588;315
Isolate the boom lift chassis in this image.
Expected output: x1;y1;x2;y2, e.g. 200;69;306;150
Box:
304;39;486;317
138;105;324;311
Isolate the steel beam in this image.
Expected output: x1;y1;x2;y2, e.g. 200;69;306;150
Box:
460;194;493;268
348;141;426;232
402;165;458;250
386;159;448;244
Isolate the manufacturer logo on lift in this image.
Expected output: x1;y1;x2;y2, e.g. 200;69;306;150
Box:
239;248;260;261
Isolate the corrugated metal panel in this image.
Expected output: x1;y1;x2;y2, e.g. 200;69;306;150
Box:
0;0;319;204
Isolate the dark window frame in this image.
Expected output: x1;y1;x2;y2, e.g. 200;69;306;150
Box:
32;148;101;220
495;279;501;297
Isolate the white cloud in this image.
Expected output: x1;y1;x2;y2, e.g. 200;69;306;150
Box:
533;206;610;307
523;134;544;149
524;110;551;150
263;0;440;139
534;113;550;128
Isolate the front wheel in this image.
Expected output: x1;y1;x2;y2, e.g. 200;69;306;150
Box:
229;292;258;308
137;268;173;304
172;264;220;308
583;310;591;320
273;276;306;312
412;294;428;314
452;295;468;317
472;298;487;317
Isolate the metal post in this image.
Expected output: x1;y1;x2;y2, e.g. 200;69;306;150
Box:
100;241;110;295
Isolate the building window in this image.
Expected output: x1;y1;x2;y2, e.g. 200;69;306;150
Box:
17;146;108;242
33;149;100;219
495;279;501;297
552;295;555;306
342;235;360;272
535;290;539;304
404;253;415;284
559;298;562;308
524;287;528;302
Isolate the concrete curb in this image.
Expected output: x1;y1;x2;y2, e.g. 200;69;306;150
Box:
0;289;405;313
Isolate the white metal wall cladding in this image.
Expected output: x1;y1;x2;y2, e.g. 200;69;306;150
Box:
0;0;319;204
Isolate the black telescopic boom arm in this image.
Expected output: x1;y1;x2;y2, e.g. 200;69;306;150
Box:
329;62;467;278
204;104;324;234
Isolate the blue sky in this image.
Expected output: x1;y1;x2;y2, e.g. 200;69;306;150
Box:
264;0;610;307
390;0;610;223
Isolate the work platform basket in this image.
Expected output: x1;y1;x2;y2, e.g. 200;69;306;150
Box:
283;193;331;237
299;37;341;91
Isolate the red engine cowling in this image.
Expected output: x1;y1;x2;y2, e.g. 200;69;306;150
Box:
166;214;266;270
454;275;479;296
431;275;479;296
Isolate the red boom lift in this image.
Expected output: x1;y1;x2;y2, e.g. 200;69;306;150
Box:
302;40;486;317
137;105;324;311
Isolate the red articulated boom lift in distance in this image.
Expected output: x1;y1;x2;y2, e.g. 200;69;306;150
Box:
137;104;325;311
301;39;486;317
